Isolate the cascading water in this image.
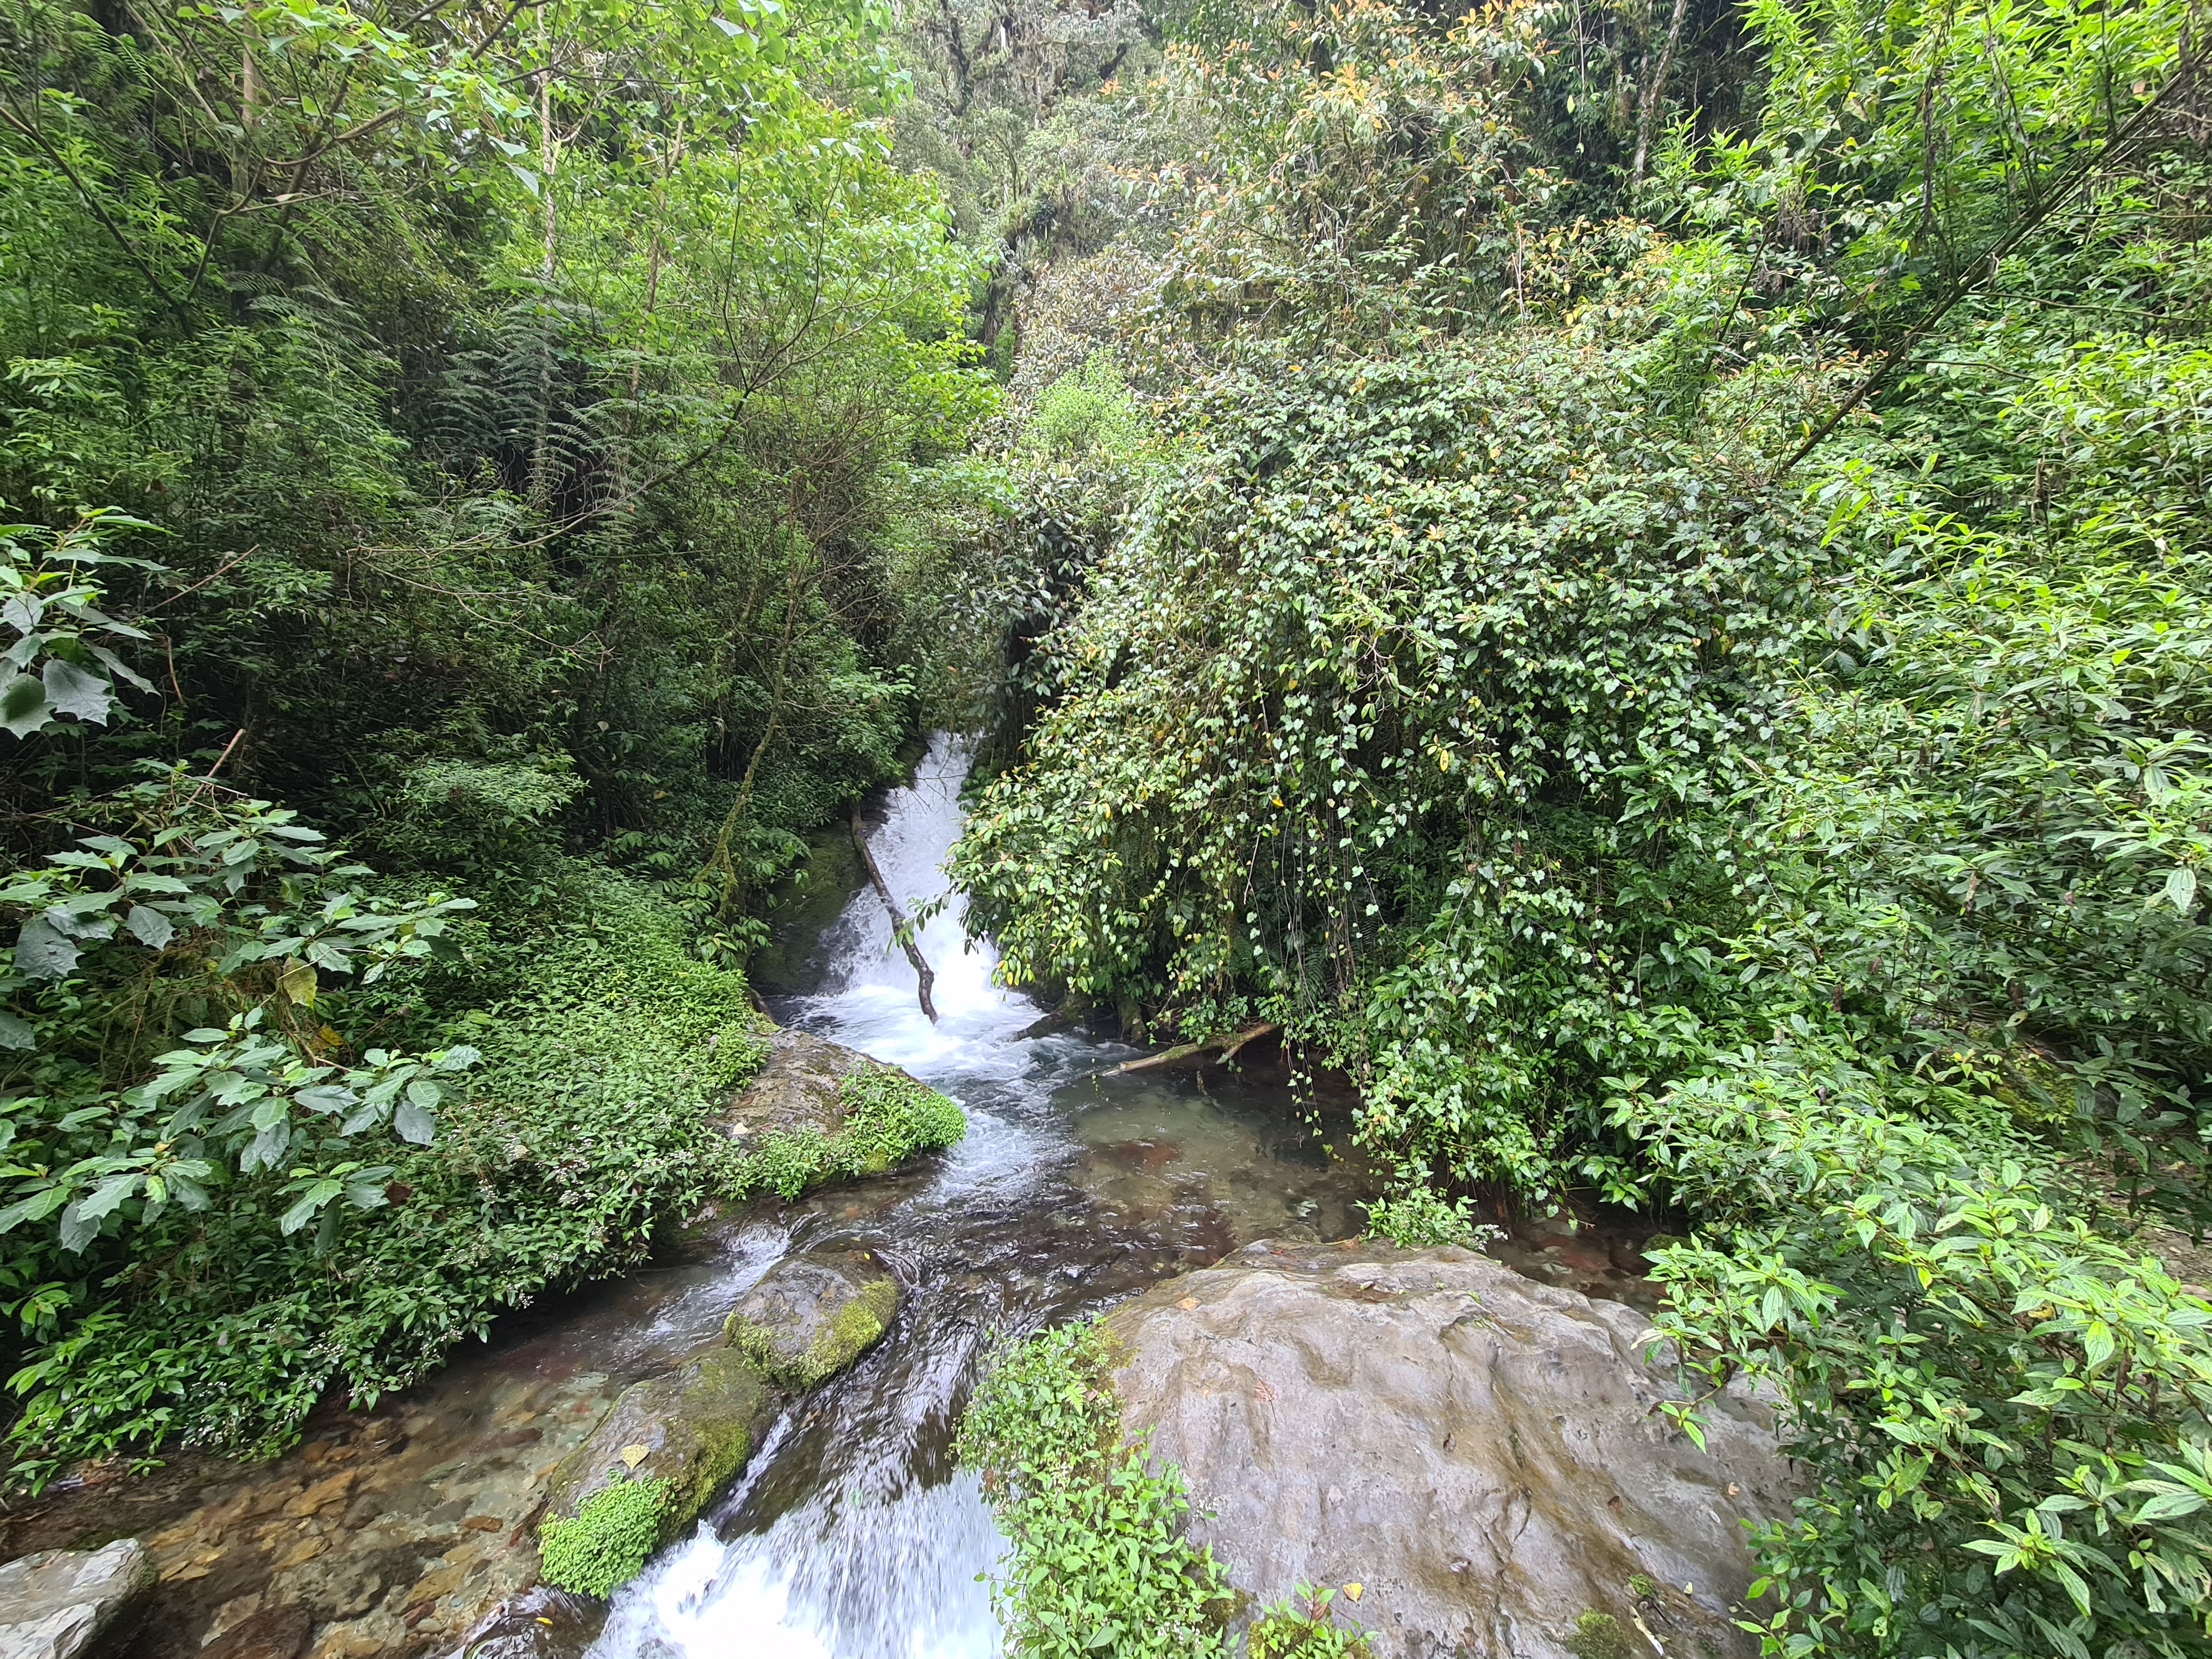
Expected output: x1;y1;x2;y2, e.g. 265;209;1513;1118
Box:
591;736;1040;1658
586;733;1383;1659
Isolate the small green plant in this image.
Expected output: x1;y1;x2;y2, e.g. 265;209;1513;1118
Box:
1362;1186;1493;1249
1563;1610;1630;1659
1248;1584;1373;1658
957;1319;1233;1657
730;1070;964;1201
833;1068;966;1172
538;1474;669;1597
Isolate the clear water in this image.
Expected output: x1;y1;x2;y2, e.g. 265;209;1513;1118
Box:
586;734;1378;1659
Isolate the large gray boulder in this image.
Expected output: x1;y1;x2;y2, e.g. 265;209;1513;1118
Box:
1105;1241;1798;1659
0;1540;157;1659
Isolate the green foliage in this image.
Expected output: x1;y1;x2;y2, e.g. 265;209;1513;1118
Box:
955;0;2212;1653
0;0;998;1484
0;513;160;739
539;1475;670;1598
1;782;477;1261
729;1069;965;1201
956;331;1822;1196
831;1068;968;1172
1362;1188;1489;1250
1246;1587;1373;1659
957;1320;1234;1657
1616;1045;2212;1659
1024;351;1150;467
2;867;771;1483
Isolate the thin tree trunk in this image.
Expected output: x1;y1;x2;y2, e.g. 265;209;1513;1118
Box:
1633;0;1691;184
851;804;938;1023
529;18;559;507
698;536;806;909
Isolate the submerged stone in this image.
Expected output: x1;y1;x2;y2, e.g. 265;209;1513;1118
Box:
1105;1240;1798;1659
725;1249;901;1388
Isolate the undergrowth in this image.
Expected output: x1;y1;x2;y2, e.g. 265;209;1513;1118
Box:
731;1068;966;1201
4;868;773;1481
958;1319;1372;1658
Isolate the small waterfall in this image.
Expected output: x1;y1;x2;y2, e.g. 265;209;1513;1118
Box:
582;732;1381;1659
589;734;1033;1659
803;734;1040;1070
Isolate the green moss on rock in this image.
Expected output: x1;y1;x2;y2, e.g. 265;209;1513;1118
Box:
723;1250;900;1389
729;1271;898;1387
542;1346;776;1555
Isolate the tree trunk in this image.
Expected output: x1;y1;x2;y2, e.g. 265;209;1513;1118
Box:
1632;0;1691;184
528;21;560;508
851;804;938;1023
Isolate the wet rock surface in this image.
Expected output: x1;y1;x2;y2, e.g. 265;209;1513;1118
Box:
724;1249;900;1387
0;1539;157;1659
544;1347;777;1538
721;1028;899;1144
1106;1240;1797;1659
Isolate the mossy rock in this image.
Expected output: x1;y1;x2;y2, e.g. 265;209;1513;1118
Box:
724;1249;900;1389
543;1347;776;1546
721;1031;964;1202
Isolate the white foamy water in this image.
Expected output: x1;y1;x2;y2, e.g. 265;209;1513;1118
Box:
588;734;1030;1659
591;1475;1004;1659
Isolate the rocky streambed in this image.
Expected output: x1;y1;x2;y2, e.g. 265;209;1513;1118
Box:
0;1029;957;1659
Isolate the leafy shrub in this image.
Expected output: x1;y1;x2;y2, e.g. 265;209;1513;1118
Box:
3;867;770;1481
1246;1586;1373;1658
957;1319;1233;1657
1023;349;1150;467
728;1069;966;1202
1361;1188;1492;1250
832;1068;967;1172
538;1475;669;1598
1616;1042;2212;1659
955;333;1820;1198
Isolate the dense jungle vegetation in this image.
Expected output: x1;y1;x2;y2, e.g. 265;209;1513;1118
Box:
4;0;2211;1648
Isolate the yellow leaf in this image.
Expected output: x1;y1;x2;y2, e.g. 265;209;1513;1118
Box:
278;959;316;1009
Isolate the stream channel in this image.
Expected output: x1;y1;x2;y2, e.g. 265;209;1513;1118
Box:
1;734;1655;1659
588;732;1380;1658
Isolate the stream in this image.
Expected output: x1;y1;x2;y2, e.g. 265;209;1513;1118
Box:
589;733;1381;1658
2;734;1653;1659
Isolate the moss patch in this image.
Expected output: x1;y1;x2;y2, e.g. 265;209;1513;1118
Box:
1566;1610;1631;1659
727;1272;897;1387
662;1349;774;1525
539;1476;668;1598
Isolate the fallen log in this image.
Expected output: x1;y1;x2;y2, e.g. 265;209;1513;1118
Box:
851;804;937;1023
1104;1021;1280;1077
